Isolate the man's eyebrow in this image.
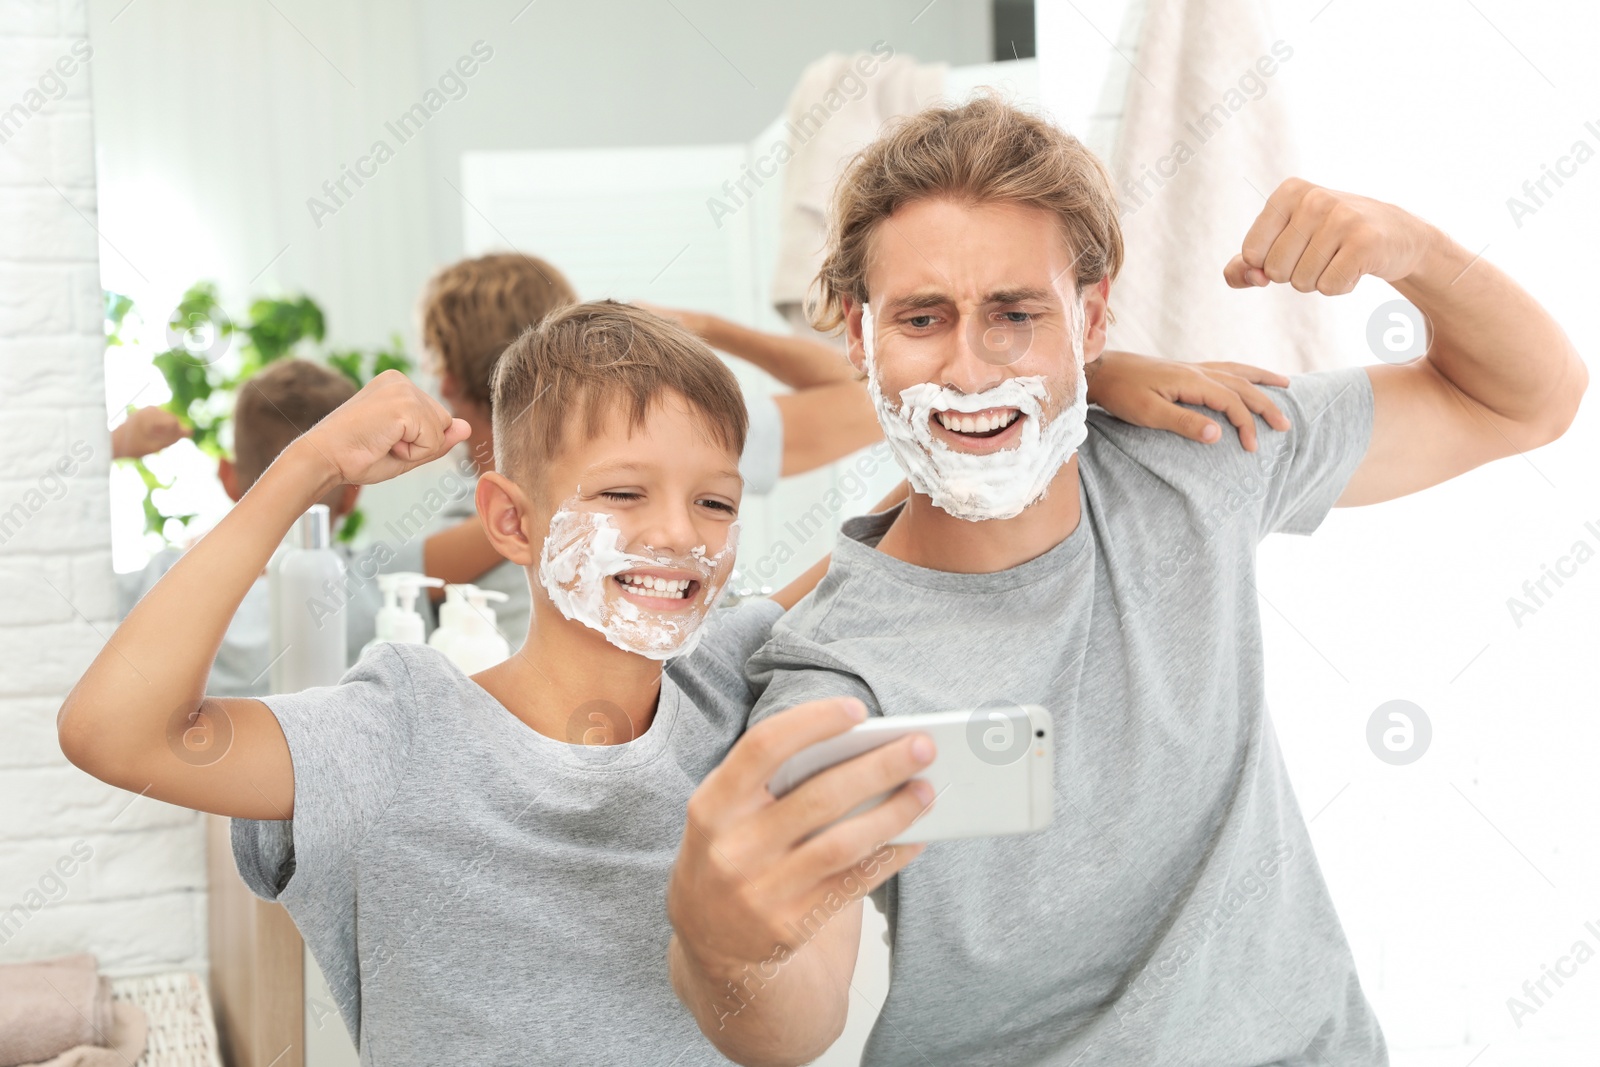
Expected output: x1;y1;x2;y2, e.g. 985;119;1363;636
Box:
985;286;1053;305
882;291;950;314
881;286;1054;313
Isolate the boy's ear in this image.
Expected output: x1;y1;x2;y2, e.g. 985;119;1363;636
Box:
1080;278;1112;366
476;471;537;567
218;457;242;503
843;296;868;376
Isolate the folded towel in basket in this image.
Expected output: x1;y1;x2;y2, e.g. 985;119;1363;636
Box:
0;954;118;1067
20;1002;145;1067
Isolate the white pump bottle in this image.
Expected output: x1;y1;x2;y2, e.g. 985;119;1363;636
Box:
360;572;443;659
427;583;510;674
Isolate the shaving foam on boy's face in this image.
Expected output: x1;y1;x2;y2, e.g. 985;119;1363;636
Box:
860;291;1091;522
538;500;738;660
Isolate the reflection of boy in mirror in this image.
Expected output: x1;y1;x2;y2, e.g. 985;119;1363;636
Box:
115;359;397;695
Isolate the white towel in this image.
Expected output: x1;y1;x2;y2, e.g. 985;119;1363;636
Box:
770;51;947;319
1107;0;1341;373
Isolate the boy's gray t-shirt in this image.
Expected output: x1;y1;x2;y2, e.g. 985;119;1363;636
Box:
748;368;1386;1067
232;599;782;1066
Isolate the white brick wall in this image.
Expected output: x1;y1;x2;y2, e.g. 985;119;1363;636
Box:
0;0;205;976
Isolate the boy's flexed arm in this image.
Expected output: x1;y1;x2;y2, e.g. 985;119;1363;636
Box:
58;371;468;820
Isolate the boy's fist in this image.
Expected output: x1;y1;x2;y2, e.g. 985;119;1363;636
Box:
297;370;470;486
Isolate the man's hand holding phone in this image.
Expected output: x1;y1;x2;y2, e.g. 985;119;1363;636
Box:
666;697;935;1065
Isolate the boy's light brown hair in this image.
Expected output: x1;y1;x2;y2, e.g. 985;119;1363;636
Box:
810;92;1125;333
491;300;747;492
232;359;357;490
420;253;578;409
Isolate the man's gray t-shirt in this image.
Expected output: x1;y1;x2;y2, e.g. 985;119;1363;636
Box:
232;599;782;1065
748;368;1385;1066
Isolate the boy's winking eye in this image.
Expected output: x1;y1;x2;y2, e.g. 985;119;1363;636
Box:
593;489;739;516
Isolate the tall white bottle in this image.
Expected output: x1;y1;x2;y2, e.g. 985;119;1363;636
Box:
269;504;348;693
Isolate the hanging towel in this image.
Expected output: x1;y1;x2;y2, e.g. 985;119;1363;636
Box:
1107;0;1341;373
770;51;948;319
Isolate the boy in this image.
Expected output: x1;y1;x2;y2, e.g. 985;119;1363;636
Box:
63;301;817;1064
667;97;1586;1066
115;358;407;694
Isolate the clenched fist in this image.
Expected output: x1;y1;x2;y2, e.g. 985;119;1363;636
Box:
292;369;470;487
111;406;190;460
1225;178;1433;297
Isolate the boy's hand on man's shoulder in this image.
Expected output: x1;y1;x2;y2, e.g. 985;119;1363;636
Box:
1089;350;1291;453
294;369;470;488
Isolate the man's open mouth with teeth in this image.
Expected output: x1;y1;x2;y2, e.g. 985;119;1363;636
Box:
613;569;701;608
932;406;1025;446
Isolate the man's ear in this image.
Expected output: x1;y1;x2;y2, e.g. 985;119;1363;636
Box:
476;471;537;567
843;295;868;376
1080;278;1112;366
218;457;242;503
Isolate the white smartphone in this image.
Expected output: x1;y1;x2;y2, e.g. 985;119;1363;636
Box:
766;705;1054;844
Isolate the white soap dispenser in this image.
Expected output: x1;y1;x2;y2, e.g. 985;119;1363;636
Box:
360;572;443;659
427;583;510;674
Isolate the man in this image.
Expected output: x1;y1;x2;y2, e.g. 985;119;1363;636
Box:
665;96;1585;1066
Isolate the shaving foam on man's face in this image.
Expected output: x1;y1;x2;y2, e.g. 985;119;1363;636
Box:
538;502;738;660
860;292;1091;522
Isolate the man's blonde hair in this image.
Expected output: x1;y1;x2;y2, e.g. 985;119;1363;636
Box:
491;300;748;492
419;252;579;409
810;93;1125;332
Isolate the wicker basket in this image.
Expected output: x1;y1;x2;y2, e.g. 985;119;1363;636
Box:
108;973;223;1067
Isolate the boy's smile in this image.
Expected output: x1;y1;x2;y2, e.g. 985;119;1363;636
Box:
613;568;701;608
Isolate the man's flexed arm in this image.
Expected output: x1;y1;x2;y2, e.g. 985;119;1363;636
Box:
1226;178;1587;505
